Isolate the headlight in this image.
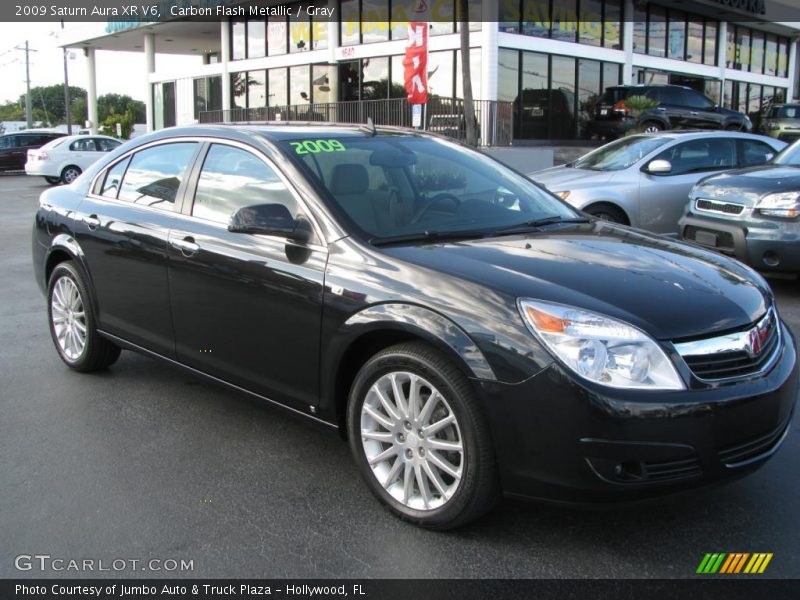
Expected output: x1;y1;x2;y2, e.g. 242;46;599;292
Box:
555;190;571;200
755;191;800;218
518;299;684;390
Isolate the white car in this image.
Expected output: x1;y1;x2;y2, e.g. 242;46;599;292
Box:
25;134;122;185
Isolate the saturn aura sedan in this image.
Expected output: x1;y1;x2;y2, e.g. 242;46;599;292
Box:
25;134;122;185
33;125;797;528
530;131;785;234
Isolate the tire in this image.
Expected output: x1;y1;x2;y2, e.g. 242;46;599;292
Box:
641;121;664;134
347;341;499;529
44;176;61;185
585;203;627;224
47;261;120;372
60;165;82;184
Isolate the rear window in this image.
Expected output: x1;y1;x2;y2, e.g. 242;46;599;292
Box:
40;137;69;150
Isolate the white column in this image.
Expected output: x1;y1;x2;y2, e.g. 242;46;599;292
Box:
718;21;728;105
480;1;499;146
623;0;634;84
144;33;155;132
220;20;231;121
787;39;798;102
84;47;98;134
327;0;340;107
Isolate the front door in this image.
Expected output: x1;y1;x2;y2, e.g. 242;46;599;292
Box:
168;142;327;411
74;141;200;356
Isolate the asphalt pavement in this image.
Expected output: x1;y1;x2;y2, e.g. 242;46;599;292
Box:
1;174;798;579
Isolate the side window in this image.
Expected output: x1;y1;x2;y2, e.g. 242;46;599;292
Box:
99;157;130;198
118;142;197;210
70;138;97;152
96;138;121;152
740;140;776;167
684;90;715;110
0;136;11;149
659;87;688;106
654;139;736;175
192;144;298;225
15;135;33;147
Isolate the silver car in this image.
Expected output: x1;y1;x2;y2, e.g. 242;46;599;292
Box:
529;131;786;234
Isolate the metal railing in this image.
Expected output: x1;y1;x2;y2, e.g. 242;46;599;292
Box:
199;97;514;146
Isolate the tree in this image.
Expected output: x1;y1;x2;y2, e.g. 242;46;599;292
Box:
99;110;135;139
17;85;86;125
622;95;661;133
98;94;145;123
458;0;477;146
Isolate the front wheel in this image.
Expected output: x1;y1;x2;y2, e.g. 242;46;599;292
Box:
60;165;82;184
641;121;664;134
47;261;120;371
347;342;499;529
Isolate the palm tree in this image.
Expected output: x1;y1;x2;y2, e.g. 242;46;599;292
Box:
458;0;477;146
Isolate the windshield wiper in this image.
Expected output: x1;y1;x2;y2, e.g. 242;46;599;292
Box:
488;216;591;237
369;230;485;247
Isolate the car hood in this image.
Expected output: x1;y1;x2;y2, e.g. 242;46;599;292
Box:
528;165;615;189
382;222;770;341
696;164;800;198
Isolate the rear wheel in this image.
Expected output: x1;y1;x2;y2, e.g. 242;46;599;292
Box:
347;342;499;529
642;121;664;134
47;261;120;372
44;176;60;185
60;165;82;184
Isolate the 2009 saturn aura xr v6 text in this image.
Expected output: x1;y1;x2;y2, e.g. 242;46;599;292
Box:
32;125;797;529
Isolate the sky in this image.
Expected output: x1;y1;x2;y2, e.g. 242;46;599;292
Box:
0;22;199;105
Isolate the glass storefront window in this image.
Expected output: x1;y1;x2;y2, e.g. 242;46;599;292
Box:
289;11;311;53
667;10;685;61
362;0;390;43
312;64;334;104
312;18;328;50
577;59;601;138
430;1;455;36
268;17;287;55
735;27;750;71
632;5;646;53
764;35;778;76
579;0;603;47
519;51;548;139
289;65;310;106
269;68;288;107
777;39;788;77
390;55;406;98
647;5;666;58
456;0;482;33
340;0;360;46
750;30;764;75
551;56;576;139
247;19;265;59
248;70;267;108
604;0;623;49
602;62;621;90
427;51;454;98
456;48;482;100
703;21;717;66
498;49;519;104
522;0;550;38
232;20;246;60
686;19;702;64
551;0;577;43
361;56;390;100
231;73;246;109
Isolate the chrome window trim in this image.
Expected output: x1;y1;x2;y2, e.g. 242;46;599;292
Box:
674;308;781;381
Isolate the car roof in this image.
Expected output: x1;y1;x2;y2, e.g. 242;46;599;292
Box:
626;130;781;144
608;84;694;91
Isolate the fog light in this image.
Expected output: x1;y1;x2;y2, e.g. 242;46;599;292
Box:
763;252;780;268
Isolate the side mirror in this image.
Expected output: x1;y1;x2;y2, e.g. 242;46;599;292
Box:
645;159;672;174
228;203;312;243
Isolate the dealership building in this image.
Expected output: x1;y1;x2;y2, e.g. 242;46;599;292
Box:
59;0;800;143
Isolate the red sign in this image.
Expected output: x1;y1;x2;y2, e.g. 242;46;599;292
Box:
403;22;428;105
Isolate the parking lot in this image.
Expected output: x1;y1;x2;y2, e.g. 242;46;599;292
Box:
1;173;798;579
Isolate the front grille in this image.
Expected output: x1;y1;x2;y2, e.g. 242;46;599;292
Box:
676;309;780;381
696;198;744;215
718;420;790;467
643;456;702;482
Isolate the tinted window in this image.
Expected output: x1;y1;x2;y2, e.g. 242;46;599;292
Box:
95;138;121;151
0;136;12;149
683;90;715;110
118;143;197;210
70;138;97;152
652;87;687;105
654;138;736;175
192;144;297;225
99;157;130;198
740;140;776;167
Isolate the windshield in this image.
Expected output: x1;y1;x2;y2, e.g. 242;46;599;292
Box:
283;135;578;240
772;141;800;166
572;136;670;171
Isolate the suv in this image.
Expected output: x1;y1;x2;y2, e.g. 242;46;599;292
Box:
760;103;800;143
589;85;751;139
0;131;65;171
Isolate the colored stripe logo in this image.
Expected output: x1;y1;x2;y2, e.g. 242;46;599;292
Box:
697;553;773;574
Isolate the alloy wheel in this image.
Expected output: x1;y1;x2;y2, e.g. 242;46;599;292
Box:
51;276;87;360
62;167;80;184
360;371;464;511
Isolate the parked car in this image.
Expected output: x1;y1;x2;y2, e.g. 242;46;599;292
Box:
0;130;65;172
33;125;796;529
680;140;800;273
25;134;123;185
759;103;800;143
588;84;751;139
529;131;785;233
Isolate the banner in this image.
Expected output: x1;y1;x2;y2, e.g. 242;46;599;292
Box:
403;22;428;105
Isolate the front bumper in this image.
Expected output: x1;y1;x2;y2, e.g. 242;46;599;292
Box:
476;323;797;503
680;213;800;273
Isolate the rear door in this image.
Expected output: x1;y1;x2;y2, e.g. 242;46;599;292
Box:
167;141;327;411
67;137;95;170
74;140;201;356
683;90;723;129
639;137;737;232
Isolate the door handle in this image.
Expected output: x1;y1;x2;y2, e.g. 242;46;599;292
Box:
170;237;200;255
689;111;699;115
83;214;101;229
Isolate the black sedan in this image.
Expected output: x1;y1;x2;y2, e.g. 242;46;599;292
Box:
32;125;797;529
681;141;800;273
